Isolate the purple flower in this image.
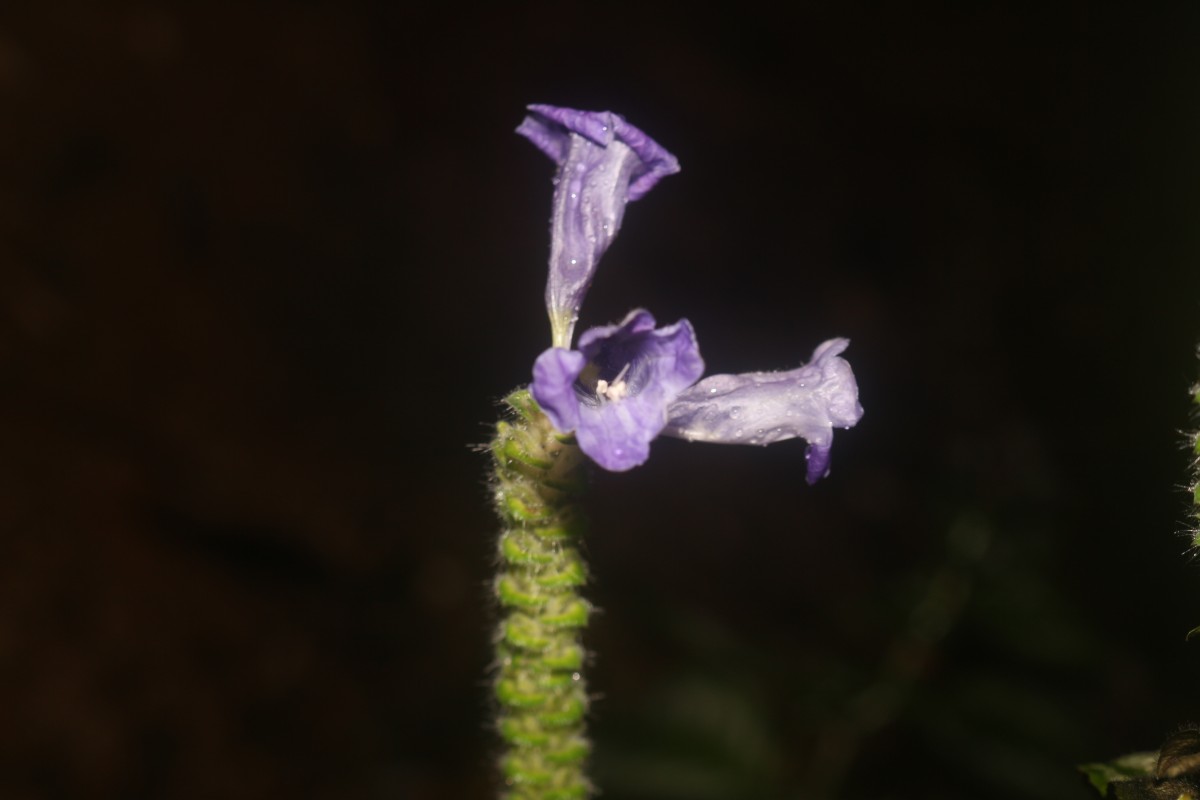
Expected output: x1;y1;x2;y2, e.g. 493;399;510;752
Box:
533;320;863;481
517;105;680;348
531;309;704;471
517;105;862;481
662;339;863;484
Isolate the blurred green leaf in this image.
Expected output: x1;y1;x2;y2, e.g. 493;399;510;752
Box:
1078;752;1157;796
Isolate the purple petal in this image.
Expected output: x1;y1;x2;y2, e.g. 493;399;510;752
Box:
662;338;863;484
804;444;833;487
531;347;587;433
520;105;681;200
517;105;680;347
530;309;704;471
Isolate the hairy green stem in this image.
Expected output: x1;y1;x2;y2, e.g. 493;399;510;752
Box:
490;389;592;799
1192;376;1200;548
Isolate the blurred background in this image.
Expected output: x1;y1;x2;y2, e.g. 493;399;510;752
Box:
3;3;1200;799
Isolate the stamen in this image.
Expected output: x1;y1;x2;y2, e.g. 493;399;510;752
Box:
597;363;632;402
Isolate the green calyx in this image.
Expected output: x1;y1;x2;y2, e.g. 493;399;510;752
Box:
491;389;593;799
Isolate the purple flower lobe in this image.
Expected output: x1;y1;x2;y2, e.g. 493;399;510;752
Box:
531;309;704;471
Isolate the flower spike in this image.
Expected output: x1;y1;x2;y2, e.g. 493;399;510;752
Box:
493;102;866;800
517;105;680;347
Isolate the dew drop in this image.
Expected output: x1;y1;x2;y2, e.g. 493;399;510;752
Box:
734;428;743;437
730;407;742;419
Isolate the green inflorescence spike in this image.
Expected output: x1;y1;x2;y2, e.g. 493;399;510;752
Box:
490;390;594;799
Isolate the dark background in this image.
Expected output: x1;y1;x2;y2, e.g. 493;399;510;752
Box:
4;3;1200;799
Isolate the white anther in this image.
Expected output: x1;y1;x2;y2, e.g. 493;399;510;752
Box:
596;363;631;402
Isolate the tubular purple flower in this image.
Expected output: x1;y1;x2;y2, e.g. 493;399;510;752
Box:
517;105;680;347
662;338;864;484
531;309;704;471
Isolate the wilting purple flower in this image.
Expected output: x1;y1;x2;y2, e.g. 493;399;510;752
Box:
517;105;680;348
531;309;704;471
663;339;863;484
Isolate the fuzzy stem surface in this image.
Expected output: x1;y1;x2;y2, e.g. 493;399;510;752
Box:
490;389;592;800
1193;378;1200;548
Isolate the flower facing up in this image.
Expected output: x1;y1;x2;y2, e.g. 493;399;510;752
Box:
663;338;863;484
532;309;704;471
517;105;681;348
